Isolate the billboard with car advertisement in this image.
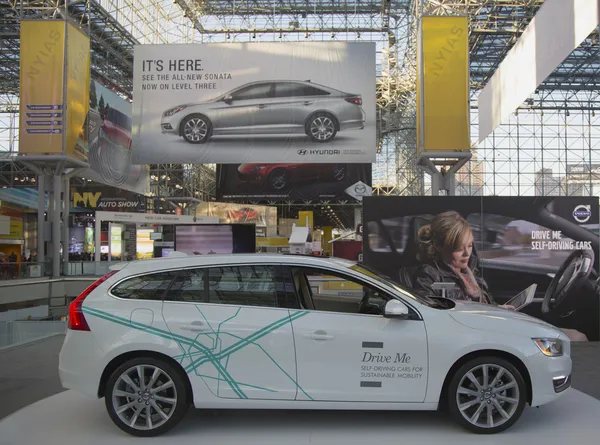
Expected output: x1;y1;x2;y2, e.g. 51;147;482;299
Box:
363;196;600;341
131;42;376;164
77;79;150;195
195;202;278;237
216;162;371;202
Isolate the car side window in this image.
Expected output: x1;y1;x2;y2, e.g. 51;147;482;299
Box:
231;84;273;100
273;83;330;98
273;83;304;98
302;85;330;96
292;267;392;315
207;265;296;308
111;271;176;300
165;268;206;302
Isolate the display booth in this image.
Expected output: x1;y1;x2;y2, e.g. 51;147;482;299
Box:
93;211;219;267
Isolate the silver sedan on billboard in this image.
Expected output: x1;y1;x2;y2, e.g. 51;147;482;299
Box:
160;80;365;144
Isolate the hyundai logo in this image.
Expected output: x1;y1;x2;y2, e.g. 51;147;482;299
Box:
297;149;307;156
573;205;592;223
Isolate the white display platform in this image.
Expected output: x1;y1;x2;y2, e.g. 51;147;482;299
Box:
1;389;600;445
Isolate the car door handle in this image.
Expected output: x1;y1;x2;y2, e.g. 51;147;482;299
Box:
303;101;313;106
258;104;267;109
304;330;334;341
180;321;208;332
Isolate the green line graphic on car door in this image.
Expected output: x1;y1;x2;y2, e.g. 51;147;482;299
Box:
83;306;312;400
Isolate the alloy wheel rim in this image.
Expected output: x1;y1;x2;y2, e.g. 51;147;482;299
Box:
310;117;334;140
112;365;178;431
184;118;208;141
456;364;520;429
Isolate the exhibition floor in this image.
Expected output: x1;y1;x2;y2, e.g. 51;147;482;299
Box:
1;336;599;444
1;388;600;444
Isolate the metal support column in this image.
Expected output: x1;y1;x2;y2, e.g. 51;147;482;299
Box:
37;175;46;271
416;152;471;196
62;175;70;271
52;164;64;278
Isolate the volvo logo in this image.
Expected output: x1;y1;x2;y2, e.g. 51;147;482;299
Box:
573;205;592;223
297;149;307;156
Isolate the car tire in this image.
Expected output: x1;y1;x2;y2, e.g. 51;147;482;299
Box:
105;356;190;437
180;114;211;144
306;113;337;143
447;356;527;434
269;168;290;191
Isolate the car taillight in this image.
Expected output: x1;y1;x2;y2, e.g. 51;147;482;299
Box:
345;97;362;106
68;270;117;331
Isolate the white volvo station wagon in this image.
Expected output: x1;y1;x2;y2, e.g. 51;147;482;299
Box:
59;254;572;437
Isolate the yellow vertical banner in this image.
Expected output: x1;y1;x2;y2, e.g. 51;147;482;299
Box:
19;20;66;154
321;226;333;255
65;22;91;160
417;16;470;152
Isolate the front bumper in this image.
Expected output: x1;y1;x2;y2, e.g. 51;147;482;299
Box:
160;116;180;134
528;351;572;406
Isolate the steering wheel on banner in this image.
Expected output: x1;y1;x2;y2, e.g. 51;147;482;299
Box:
542;249;595;315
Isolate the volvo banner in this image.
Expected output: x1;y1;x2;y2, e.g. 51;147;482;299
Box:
363;196;600;341
216;162;372;202
131;42;376;164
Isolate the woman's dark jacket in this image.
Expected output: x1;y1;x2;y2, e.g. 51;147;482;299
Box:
410;255;496;304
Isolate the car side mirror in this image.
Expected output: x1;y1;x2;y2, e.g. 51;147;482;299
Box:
223;95;233;104
384;300;410;319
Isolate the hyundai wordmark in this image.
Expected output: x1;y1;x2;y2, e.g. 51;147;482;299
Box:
59;253;571;437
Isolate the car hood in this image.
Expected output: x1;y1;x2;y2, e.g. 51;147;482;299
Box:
447;301;562;338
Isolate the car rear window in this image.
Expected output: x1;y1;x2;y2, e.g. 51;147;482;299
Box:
111;272;176;300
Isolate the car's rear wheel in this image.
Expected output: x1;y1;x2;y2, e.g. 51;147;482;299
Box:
105;357;190;437
447;356;527;434
181;114;211;144
306;113;337;142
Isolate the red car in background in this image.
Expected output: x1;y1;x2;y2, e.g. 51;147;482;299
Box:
237;163;347;191
100;107;132;150
228;207;260;223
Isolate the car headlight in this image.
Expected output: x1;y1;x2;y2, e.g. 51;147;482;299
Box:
250;166;266;172
533;338;564;357
163;106;187;117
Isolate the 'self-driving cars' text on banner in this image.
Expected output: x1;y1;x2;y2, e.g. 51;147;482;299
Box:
132;42;376;164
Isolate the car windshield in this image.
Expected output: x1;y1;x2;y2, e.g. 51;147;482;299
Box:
348;263;443;308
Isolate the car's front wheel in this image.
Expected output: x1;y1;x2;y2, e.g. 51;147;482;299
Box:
105;357;190;437
181;114;211;144
447;356;527;434
306;113;337;142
